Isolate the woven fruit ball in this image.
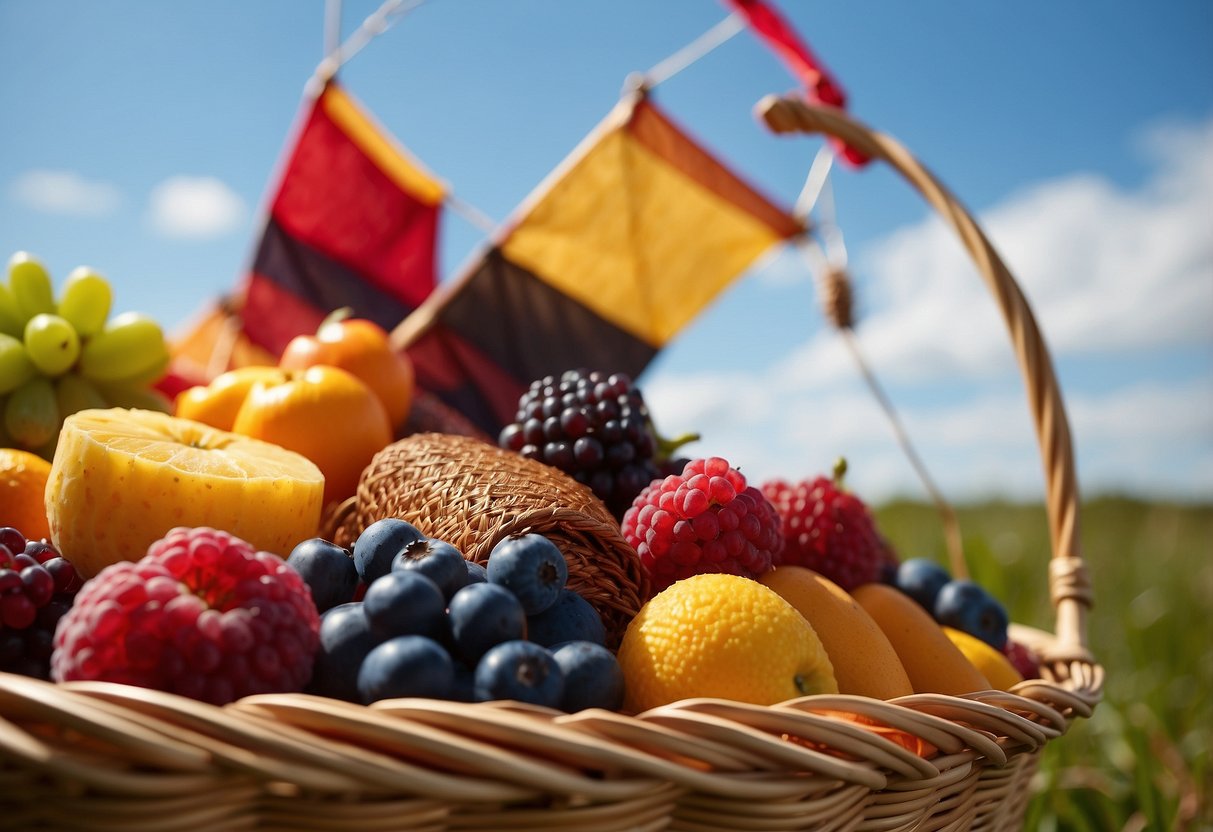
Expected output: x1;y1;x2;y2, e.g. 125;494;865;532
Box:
329;432;649;646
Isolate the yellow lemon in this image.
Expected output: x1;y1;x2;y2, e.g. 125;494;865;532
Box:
0;448;53;540
942;626;1023;691
46;408;325;578
617;573;838;712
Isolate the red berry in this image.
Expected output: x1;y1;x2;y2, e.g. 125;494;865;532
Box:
0;528;25;556
0;593;36;629
51;527;321;705
19;566;54;607
621;457;783;594
1002;639;1041;680
761;463;894;591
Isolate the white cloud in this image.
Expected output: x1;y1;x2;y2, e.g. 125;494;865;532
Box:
843;116;1213;383
147;176;247;238
9;169;123;217
644;116;1213;503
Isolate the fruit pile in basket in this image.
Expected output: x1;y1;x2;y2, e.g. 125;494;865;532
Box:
2;261;1042;715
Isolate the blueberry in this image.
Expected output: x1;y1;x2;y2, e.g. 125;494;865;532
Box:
934;580;1009;650
486;534;568;615
464;560;488;585
551;641;624;712
286;538;359;613
353;518;425;585
362;571;447;641
894;558;952;612
391;538;468;601
447;582;527;664
357;636;454;703
525;589;605;647
309;603;380;702
474;640;564;707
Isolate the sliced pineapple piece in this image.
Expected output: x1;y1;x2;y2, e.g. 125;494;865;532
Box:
46;408;324;578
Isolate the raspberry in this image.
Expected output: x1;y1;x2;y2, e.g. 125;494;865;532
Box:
51;527;320;705
498;369;665;519
621;457;783;594
1002;638;1041;680
761;460;894;591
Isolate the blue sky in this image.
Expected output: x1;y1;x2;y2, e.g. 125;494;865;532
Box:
2;1;1210;504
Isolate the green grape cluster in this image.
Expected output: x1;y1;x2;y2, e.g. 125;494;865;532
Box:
0;251;171;458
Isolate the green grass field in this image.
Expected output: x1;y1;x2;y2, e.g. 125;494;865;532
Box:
872;497;1213;831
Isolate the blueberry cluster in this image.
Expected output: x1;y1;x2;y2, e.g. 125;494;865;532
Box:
498;369;662;519
287;520;625;711
0;527;83;680
890;558;1009;650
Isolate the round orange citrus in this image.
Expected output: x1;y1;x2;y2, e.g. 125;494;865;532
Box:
1;448;53;541
232;365;392;507
617;573;838;713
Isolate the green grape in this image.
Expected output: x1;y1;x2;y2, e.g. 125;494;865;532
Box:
106;347;170;387
57;266;113;337
0;333;36;395
55;372;108;418
97;382;172;413
78;311;168;383
0;284;24;337
7;252;56;322
0;399;11;446
4;377;59;450
24;313;81;377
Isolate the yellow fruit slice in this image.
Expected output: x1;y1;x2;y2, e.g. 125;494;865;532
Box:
942;627;1024;691
46;408;324;578
617;574;838;712
760;566;914;700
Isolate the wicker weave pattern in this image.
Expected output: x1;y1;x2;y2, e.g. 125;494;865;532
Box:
0;670;1094;831
329;432;650;646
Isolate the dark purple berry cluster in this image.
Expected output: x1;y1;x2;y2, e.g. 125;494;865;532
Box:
498;369;661;518
0;526;83;680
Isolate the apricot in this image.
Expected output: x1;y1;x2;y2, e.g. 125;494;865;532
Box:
760;567;914;699
851;582;991;696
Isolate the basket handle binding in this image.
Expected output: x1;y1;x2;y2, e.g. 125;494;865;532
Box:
757;95;1095;674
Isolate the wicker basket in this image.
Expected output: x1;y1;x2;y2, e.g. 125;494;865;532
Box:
0;97;1102;831
327;432;650;647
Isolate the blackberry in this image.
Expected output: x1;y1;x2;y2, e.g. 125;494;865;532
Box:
498;369;663;518
0;527;83;680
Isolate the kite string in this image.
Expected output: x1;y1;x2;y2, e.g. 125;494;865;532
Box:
796;153;967;579
311;0;428;88
310;0;500;237
639;13;747;89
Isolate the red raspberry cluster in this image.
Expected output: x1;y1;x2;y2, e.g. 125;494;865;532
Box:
621;457;783;594
52;527;320;705
761;464;895;591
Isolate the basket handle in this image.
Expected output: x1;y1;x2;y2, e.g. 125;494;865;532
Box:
757;95;1094;668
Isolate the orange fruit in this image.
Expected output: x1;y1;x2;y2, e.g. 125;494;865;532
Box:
231;365;392;507
760;566;914;699
279;313;415;430
46;408;324;578
617;574;837;712
174;365;285;431
0;448;53;541
851;582;991;695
